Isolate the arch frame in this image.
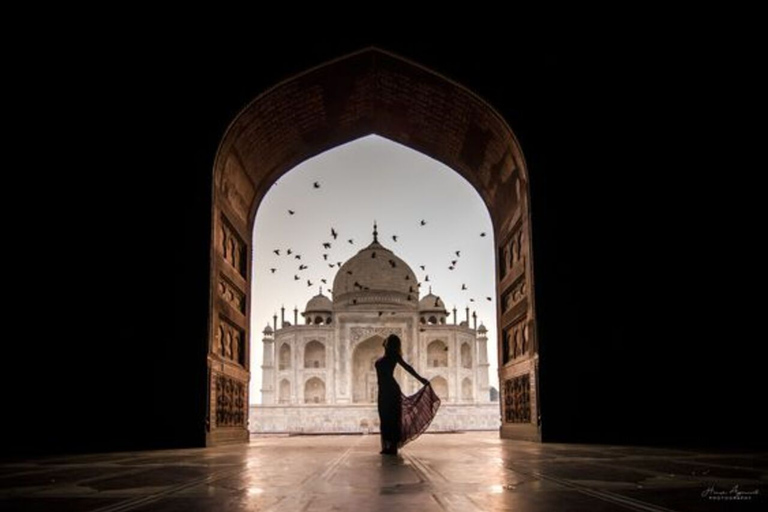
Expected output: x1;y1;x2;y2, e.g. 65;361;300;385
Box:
207;47;540;445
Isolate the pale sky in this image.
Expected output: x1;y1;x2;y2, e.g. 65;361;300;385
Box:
249;135;498;404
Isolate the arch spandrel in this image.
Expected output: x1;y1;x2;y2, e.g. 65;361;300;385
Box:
208;47;539;445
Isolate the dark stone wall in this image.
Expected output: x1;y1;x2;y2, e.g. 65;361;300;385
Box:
3;35;762;456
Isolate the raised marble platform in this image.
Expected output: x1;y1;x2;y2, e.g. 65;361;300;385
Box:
249;403;501;433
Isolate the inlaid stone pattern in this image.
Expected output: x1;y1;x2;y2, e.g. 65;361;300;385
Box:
218;276;246;314
350;326;404;343
215;317;245;366
504;374;531;423
215;374;245;427
219;218;246;277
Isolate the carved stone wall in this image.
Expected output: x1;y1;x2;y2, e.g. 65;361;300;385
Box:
218;276;246;314
219;217;246;278
215;374;246;427
502;316;530;364
499;221;526;281
219;154;255;224
502;277;527;313
504;374;531;423
350;326;404;343
215;317;245;366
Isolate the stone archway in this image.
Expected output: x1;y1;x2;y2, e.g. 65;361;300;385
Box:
208;48;539;445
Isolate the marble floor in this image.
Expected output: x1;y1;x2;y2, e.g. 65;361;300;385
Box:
0;432;764;511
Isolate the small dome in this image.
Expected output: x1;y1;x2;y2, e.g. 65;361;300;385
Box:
478;323;487;333
263;323;273;334
419;292;446;312
305;290;333;313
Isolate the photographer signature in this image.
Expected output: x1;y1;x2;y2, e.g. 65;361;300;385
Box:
701;484;760;500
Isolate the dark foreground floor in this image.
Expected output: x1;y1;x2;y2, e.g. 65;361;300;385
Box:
0;432;764;511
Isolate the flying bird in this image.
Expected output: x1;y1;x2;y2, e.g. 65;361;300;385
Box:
462;284;467;290
307;280;313;286
270;268;277;273
313;181;320;189
455;251;461;257
425;275;430;281
420;220;427;226
323;254;328;260
470;298;475;302
449;266;455;270
480;232;486;237
451;260;457;266
288;210;295;215
392;235;398;242
348;239;354;244
294;275;300;281
298;264;307;270
486;297;492;301
419;265;426;271
321;279;327;284
273;249;280;255
327;289;332;294
336;262;342;268
331;228;338;239
295;254;301;260
323;242;331;249
287;249;293;255
328;264;335;268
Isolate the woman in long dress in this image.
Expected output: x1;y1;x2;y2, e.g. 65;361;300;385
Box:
375;334;441;455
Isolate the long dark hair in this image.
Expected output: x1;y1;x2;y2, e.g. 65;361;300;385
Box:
384;334;402;357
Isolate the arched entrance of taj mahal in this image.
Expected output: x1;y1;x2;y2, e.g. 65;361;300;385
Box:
206;48;539;445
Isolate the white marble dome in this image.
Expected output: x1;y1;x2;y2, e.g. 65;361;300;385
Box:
332;229;418;308
419;292;446;312
305;291;333;313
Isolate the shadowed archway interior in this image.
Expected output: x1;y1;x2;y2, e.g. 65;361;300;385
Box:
207;48;539;445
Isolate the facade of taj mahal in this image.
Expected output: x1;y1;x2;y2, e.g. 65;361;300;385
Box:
250;227;500;434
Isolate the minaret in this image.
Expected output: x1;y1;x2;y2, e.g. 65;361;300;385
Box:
476;323;491;402
261;324;276;405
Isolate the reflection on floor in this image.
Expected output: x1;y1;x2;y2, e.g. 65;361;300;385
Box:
0;432;764;511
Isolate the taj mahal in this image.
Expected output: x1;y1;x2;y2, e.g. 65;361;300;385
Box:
250;225;500;434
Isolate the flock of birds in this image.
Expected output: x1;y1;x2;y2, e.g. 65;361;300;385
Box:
264;180;493;310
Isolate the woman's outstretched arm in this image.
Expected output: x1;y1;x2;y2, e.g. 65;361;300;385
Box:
397;354;429;384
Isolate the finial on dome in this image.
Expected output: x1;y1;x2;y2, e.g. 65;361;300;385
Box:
429;285;432;294
373;220;378;243
319;286;323;295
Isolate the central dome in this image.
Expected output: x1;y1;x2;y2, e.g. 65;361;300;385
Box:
333;225;418;308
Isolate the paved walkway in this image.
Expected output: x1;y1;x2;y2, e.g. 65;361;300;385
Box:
0;432;764;511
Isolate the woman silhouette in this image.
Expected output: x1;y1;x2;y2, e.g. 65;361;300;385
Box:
375;334;441;455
